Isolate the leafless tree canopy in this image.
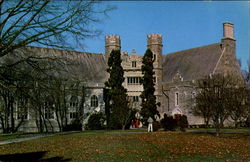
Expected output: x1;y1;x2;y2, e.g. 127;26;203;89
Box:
193;73;249;136
0;0;113;133
0;0;112;57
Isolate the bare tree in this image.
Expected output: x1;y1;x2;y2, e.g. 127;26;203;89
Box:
247;60;250;86
245;61;250;126
0;0;112;133
194;74;241;136
226;87;248;127
0;0;112;58
191;93;212;128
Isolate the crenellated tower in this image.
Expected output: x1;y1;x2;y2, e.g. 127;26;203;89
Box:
105;35;121;60
147;34;163;112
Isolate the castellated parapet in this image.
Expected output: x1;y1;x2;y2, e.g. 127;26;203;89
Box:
105;35;121;44
147;34;163;46
146;33;163;70
105;35;121;60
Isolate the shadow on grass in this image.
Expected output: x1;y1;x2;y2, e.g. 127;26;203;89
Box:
0;151;71;161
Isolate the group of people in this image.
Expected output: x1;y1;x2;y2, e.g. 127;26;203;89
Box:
130;119;140;128
130;117;154;132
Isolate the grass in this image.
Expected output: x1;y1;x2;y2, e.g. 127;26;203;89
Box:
188;127;250;131
0;130;250;161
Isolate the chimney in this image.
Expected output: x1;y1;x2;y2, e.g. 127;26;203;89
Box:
223;22;234;39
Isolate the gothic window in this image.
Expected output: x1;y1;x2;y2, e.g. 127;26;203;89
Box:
17;107;28;120
44;101;54;119
133;96;139;102
175;92;179;106
45;108;54;119
132;61;137;67
70;96;78;108
91;95;98;107
70;112;77;119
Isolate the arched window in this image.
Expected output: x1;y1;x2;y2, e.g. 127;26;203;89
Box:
70;96;78;108
91;95;98;107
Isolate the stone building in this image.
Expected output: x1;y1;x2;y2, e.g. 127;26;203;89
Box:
105;22;241;125
1;22;243;132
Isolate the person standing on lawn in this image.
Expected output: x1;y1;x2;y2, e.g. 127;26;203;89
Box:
131;120;135;129
147;117;153;132
135;120;139;128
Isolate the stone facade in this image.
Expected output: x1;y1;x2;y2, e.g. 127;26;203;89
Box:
104;22;242;125
1;22;243;132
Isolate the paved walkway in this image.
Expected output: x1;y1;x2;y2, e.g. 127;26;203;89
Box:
0;131;79;146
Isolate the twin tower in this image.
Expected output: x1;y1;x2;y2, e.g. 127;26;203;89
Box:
105;33;163;64
105;34;163;110
104;33;163;77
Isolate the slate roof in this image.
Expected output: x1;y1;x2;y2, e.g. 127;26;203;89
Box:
25;46;108;83
24;42;223;85
162;43;222;83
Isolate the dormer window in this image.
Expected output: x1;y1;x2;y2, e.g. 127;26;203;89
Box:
132;61;136;67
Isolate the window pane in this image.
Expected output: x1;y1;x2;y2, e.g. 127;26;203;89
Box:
91;95;98;107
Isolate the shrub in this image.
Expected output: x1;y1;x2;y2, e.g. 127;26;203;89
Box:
63;119;82;131
161;113;188;131
179;115;188;132
153;121;161;131
245;117;250;127
85;112;105;130
161;113;177;131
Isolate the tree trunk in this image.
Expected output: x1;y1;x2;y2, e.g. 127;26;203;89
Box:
0;116;6;133
47;118;54;133
10;100;15;133
38;106;44;133
41;114;48;133
122;125;126;130
13;118;24;133
55;109;62;132
214;120;220;137
204;118;209;128
234;120;239;128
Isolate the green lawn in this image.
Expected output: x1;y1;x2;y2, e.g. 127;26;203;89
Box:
0;130;250;161
187;127;250;132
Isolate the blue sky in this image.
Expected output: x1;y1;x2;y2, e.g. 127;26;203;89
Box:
81;1;249;70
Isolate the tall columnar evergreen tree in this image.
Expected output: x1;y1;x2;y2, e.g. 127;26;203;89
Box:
105;50;130;129
140;49;159;122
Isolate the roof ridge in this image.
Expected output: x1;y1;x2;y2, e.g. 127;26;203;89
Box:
26;45;103;56
165;43;220;56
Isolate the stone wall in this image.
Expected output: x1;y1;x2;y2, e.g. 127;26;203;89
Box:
162;78;204;125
